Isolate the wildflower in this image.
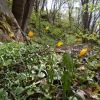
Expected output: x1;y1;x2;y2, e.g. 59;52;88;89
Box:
79;48;88;57
56;41;63;47
45;26;49;32
28;31;33;38
76;38;82;43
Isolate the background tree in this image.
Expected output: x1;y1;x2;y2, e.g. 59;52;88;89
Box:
48;0;66;24
40;0;47;11
81;0;100;33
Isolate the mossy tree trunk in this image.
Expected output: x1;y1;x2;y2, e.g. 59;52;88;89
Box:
0;0;23;41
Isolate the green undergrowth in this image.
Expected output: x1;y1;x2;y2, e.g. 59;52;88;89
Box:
0;41;99;100
0;42;41;67
0;42;75;99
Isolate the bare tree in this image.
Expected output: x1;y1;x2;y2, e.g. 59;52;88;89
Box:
81;0;100;33
81;0;90;32
48;0;66;24
40;0;47;11
67;0;74;30
34;0;40;13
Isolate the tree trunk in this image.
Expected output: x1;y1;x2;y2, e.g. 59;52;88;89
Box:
81;0;89;32
12;0;35;32
21;0;35;31
12;0;27;27
34;0;40;13
0;0;23;41
41;0;46;11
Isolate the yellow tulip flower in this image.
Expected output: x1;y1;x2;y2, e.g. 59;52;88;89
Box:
46;26;49;30
76;38;82;43
56;41;63;47
28;31;33;38
79;48;88;57
45;26;49;32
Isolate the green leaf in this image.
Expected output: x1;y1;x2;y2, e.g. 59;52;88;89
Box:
15;86;24;95
66;35;76;45
63;53;74;72
0;89;8;100
61;53;74;98
68;96;78;100
61;71;71;93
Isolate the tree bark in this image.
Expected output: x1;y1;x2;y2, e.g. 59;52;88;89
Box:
81;0;89;32
12;0;35;32
0;0;23;41
21;0;35;31
12;0;27;27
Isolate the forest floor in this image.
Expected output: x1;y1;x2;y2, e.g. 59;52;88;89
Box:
0;39;100;100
